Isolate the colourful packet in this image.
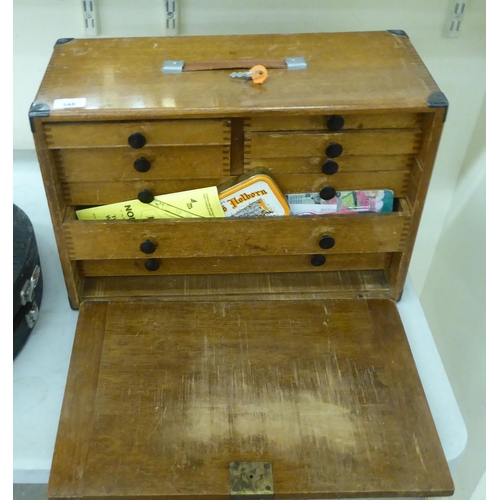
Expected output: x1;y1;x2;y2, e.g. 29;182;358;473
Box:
285;190;394;215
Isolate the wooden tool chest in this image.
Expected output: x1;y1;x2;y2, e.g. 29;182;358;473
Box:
30;31;453;499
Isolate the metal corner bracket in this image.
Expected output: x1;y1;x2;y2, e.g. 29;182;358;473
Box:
387;29;409;37
55;38;75;47
428;91;450;121
29;102;50;133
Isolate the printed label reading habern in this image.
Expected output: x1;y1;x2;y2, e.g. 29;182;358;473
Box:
224;189;268;211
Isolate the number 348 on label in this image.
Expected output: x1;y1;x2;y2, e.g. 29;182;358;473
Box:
53;98;87;110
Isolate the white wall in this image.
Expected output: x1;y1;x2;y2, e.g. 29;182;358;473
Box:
470;472;486;500
13;2;486;498
420;95;486;500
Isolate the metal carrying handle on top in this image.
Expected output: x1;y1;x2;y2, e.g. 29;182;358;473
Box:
162;57;307;74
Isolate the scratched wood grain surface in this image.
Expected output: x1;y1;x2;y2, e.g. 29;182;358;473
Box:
48;299;453;499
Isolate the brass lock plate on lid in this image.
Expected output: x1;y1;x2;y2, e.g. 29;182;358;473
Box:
229;462;274;499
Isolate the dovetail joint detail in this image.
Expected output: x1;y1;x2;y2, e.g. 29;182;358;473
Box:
223;121;232;174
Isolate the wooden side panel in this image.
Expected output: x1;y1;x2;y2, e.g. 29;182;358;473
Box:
32;118;83;308
47;299;453;499
388;109;446;298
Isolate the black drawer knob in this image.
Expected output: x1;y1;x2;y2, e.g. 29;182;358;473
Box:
145;259;160;271
319;235;335;249
322;160;339;175
134;157;151;173
140;239;156;254
138;189;154;204
325;142;343;158
310;254;326;267
319;186;337;200
128;132;146;149
326;115;345;131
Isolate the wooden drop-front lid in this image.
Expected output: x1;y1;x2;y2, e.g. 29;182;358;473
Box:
48;299;454;499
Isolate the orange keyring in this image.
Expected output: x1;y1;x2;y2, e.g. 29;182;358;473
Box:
249;65;268;85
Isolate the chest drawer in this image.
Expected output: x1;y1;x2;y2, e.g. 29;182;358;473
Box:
248;154;413;175
61;172;408;206
248;129;421;159
248;112;423;132
272;171;409;198
64;201;410;260
55;145;230;182
56;146;231;205
80;252;392;277
45;119;230;148
63;178;232;205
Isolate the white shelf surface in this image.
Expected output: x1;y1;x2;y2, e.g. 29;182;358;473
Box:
13;149;467;484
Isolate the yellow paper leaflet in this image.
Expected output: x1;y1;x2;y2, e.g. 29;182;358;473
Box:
75;186;225;220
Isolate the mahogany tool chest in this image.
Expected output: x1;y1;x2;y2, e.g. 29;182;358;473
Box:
30;31;453;499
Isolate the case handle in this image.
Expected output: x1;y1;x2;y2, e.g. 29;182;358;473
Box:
162;57;307;74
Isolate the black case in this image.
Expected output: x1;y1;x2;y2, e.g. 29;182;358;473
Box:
13;204;43;359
